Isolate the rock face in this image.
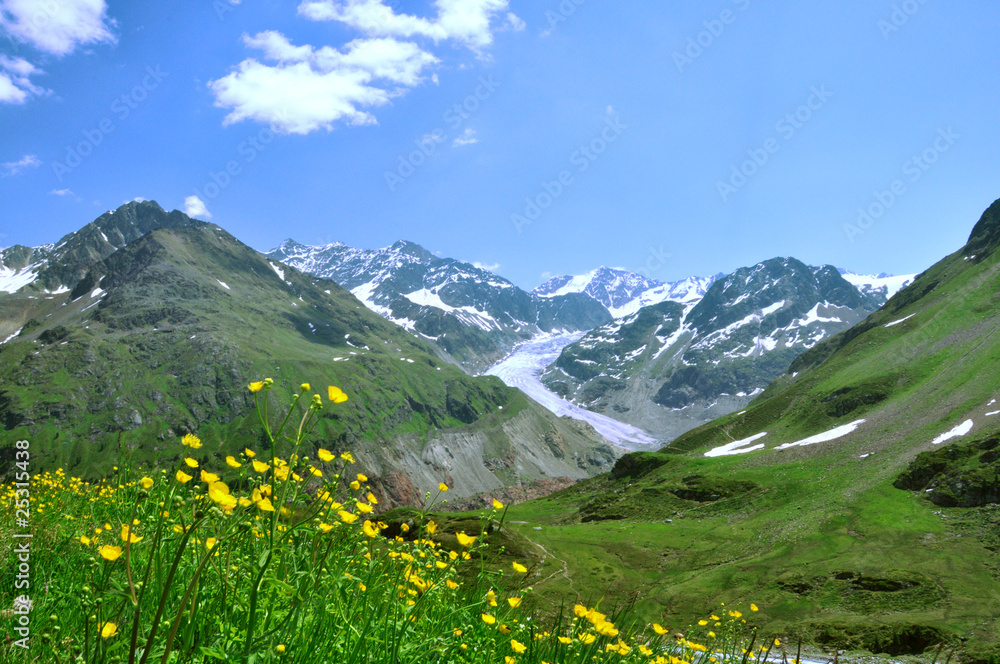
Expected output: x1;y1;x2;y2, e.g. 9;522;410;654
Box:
266;240;612;373
541;257;883;441
0;202;618;500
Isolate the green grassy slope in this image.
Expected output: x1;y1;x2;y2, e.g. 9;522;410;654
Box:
0;210;617;499
488;198;1000;661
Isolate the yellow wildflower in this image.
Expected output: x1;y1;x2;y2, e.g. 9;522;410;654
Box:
508;597;522;608
512;561;528;573
183;457;198;468
99;622;118;638
181;433;202;449
493;498;504;509
244;448;256;458
338;510;358;524
140;476;154;490
226;456;241;468
482;613;496;625
438;482;448;492
252;460;269;473
511;639;527;653
99;545;123;561
328;385;348;403
176;470;193;484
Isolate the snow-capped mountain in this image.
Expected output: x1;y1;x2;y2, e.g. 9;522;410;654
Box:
0;201;202;295
533;266;716;318
838;269;916;301
540;257;885;441
267;239;612;372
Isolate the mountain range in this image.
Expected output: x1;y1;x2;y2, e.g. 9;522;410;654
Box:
266;239;612;373
0;202;617;502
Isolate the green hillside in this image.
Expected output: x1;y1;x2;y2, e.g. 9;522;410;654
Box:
491;198;1000;661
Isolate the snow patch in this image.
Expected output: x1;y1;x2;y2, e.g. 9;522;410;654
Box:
705;432;768;458
269;262;286;281
216;279;230;290
932;420;974;445
775;419;866;451
885;314;915;328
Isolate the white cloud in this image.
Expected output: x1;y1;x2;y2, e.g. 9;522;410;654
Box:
0;0;116;56
297;0;516;51
209;33;437;134
49;188;73;196
472;261;500;272
505;12;525;31
2;153;40;175
0;55;48;103
452;127;478;146
184;195;212;219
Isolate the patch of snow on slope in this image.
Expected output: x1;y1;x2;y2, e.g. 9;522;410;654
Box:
775;419;867;450
216;279;231;290
842;272;916;300
932;420;974;445
705;432;768;458
1;328;22;344
0;265;41;293
885;314;915;328
269;262;286;281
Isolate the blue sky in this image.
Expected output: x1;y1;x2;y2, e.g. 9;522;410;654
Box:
1;0;998;290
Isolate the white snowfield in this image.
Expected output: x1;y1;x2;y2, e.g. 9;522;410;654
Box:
841;272;916;300
704;432;768;457
0;264;42;293
931;419;974;445
775;419;866;450
485;332;658;450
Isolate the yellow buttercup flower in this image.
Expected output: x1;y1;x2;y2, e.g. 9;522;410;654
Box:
511;639;527;653
120;524;143;543
427;521;438;535
653;623;668;635
357;473;368;482
512;561;527;573
363;520;379;538
481;613;496;625
201;470;219;483
750;604;759;612
341;451;355;464
79;536;91;545
225;456;241;468
183;457;198;468
356;502;373;514
140;476;154;490
99;622;118;639
508;597;522;608
181;433;202;449
205;537;217;550
244;448;256;458
256;497;275;512
446;580;459;589
456;532;475;547
318;449;334;462
276;644;286;653
438;483;448;492
252;460;269;473
328;385;348;403
366;492;378;504
350;480;361;491
176;470;193;484
300;383;311;392
492;498;504;509
338;510;358;524
248;381;265;393
99;545;123;561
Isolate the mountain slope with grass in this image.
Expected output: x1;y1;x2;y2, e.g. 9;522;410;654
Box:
0;202;618;501
493;197;1000;662
540;258;882;442
267;239;612;373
